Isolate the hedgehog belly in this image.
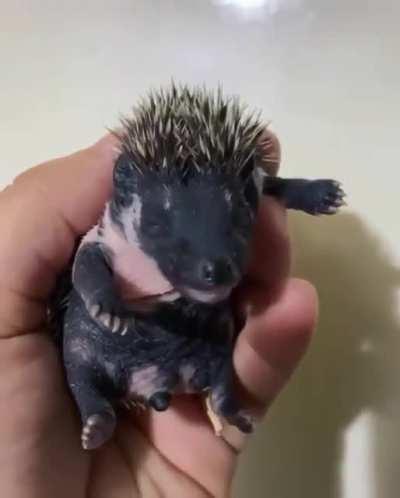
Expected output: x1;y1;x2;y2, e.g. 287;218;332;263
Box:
125;363;199;403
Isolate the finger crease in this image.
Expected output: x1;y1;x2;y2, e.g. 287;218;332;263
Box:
0;325;45;340
0;284;47;305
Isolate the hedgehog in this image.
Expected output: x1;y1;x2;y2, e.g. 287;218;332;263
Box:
51;83;345;450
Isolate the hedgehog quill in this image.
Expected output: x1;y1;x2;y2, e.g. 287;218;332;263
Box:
50;83;346;450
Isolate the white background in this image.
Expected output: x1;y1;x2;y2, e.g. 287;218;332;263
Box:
1;1;399;496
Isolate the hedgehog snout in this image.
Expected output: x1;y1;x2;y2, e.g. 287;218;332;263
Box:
198;258;238;287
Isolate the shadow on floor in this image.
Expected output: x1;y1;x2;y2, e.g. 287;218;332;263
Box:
234;211;400;498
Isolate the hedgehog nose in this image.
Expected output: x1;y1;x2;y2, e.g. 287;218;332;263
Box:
200;259;235;286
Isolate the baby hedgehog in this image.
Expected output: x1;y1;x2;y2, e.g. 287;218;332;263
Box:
52;83;345;450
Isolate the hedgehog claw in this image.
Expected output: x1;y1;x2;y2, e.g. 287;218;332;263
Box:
337;189;346;200
99;312;112;328
89;304;101;318
326;205;339;214
87;292;132;334
120;322;130;336
112;317;121;333
329;196;345;207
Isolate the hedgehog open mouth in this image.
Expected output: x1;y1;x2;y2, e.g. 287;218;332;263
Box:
181;286;233;304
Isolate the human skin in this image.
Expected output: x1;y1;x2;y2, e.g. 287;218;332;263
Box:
0;133;317;498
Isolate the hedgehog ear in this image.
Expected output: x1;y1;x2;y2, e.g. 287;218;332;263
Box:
113;153;140;193
255;128;281;177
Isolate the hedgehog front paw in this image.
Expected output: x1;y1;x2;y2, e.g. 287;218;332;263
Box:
82;411;116;450
309;179;346;215
87;289;132;335
89;305;131;335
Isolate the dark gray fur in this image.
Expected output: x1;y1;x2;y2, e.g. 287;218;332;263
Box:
52;84;346;450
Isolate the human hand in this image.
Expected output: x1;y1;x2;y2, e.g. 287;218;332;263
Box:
0;133;317;497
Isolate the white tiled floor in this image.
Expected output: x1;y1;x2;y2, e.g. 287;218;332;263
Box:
1;1;399;496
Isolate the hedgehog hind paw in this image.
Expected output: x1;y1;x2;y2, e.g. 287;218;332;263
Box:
81;411;116;450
